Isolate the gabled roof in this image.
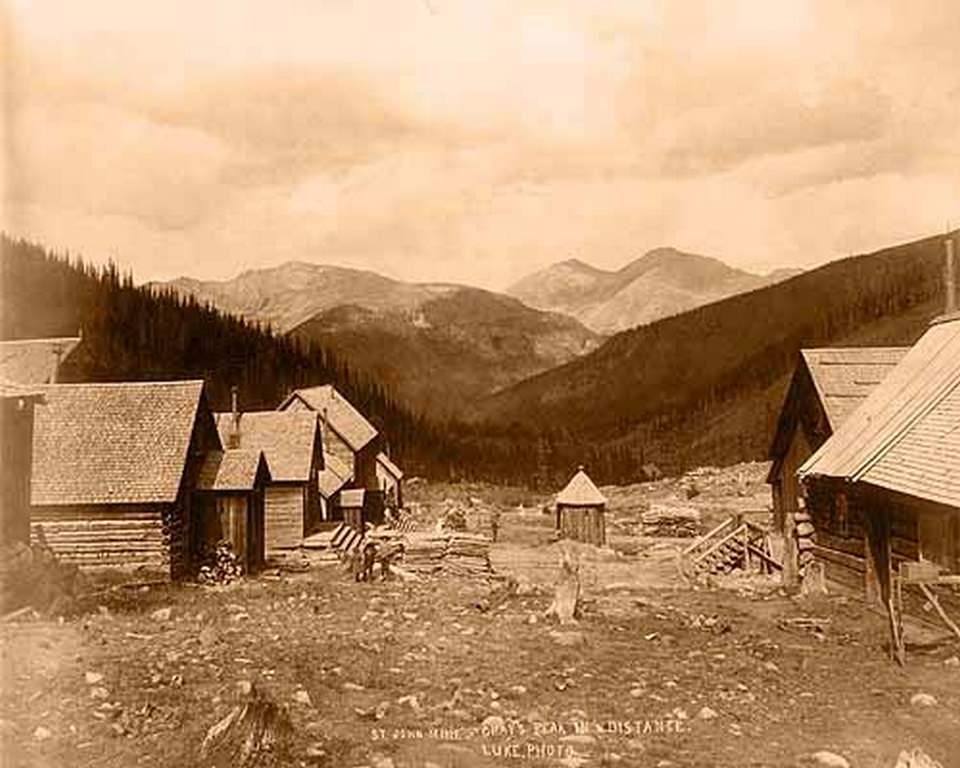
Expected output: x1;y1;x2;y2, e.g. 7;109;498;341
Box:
32;380;210;506
214;411;320;483
556;468;606;507
319;451;351;498
197;449;270;492
801;347;909;430
279;385;378;451
376;452;403;481
0;337;80;384
800;315;960;508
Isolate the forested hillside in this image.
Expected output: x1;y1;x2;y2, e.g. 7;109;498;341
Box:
0;236;446;477
474;233;952;471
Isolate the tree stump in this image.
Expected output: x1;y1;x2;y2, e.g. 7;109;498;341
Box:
201;682;294;767
545;545;581;625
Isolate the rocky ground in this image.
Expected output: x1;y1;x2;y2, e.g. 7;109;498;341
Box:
2;467;958;768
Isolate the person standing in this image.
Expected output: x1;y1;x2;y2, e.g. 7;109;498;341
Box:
490;508;501;543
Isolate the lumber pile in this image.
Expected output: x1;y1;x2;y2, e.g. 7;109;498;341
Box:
444;533;492;577
641;505;701;538
402;534;447;575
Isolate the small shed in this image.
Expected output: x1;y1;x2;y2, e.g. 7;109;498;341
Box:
214;410;324;554
340;488;366;531
556;467;607;546
194;449;271;573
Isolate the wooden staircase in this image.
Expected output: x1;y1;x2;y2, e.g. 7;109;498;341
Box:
683;516;781;577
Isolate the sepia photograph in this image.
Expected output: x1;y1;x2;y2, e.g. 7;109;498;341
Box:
1;1;959;766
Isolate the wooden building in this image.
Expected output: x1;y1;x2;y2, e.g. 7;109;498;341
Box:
318;451;351;522
194;449;271;573
0;382;44;545
799;314;960;604
339;488;366;531
556;467;607;546
30;380;220;579
279;385;380;491
376;452;404;510
0;336;81;385
214;410;324;553
768;347;907;531
767;348;907;583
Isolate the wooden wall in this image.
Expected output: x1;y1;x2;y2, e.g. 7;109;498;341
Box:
355;441;380;491
1;397;36;545
558;504;606;546
264;484;305;551
31;504;172;575
805;478;920;596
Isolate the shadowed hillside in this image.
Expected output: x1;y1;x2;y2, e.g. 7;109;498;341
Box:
475;233;952;473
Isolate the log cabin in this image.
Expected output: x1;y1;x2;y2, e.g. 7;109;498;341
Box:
767;347;907;583
556;467;607;546
214;410;323;553
30;380;220;579
799;313;960;606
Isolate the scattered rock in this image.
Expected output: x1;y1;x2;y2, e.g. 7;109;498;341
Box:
629;688;644;698
696;707;718;720
509;685;527;696
943;656;959;667
150;607;172;622
910;693;937;708
292;690;312;706
343;682;365;692
370;755;396;768
809;752;849;768
33;726;52;741
550;630;585;647
894;747;944;768
89;686;110;700
397;694;421;711
84;671;104;685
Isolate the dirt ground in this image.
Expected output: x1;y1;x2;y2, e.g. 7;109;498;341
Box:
2;469;959;768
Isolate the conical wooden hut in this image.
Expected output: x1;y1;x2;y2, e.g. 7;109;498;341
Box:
556;467;607;546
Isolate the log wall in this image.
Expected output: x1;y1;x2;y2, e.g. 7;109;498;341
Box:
31;504;171;575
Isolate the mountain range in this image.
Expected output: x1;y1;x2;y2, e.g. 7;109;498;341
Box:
506;247;801;333
154;264;601;416
472;234;949;473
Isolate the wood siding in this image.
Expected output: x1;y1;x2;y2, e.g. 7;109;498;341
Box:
1;398;36;545
558;504;606;546
264;484;305;551
31;504;171;574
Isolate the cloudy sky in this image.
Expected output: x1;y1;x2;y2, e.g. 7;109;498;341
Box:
2;1;958;289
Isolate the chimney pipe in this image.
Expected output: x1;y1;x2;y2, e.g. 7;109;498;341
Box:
229;386;241;449
947;234;957;315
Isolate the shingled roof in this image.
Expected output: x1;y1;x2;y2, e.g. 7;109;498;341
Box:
556;468;606;507
279;385;377;451
196;449;271;492
800;314;960;508
801;347;909;429
0;337;80;384
31;380;209;506
319;451;351;498
214;411;320;483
